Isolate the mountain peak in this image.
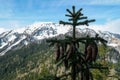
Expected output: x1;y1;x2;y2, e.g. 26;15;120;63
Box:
0;22;120;55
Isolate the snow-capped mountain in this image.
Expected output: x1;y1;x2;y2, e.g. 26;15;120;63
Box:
0;22;71;55
0;22;120;56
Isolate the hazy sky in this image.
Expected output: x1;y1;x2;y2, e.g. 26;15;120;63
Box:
0;0;120;33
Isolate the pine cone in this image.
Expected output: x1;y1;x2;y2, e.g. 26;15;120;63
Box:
55;43;60;61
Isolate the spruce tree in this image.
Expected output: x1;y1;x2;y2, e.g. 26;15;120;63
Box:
47;6;108;80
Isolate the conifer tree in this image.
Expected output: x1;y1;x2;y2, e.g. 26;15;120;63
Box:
47;6;108;80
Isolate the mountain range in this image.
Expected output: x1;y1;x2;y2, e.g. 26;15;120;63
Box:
0;22;120;56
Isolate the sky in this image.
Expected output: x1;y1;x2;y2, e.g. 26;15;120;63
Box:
0;0;120;34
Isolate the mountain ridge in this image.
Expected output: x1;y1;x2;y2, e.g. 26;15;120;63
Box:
0;22;120;55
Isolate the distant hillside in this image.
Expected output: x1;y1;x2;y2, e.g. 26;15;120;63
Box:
0;40;56;80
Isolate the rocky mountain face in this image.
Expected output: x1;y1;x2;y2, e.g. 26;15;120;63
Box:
0;22;120;56
0;22;70;55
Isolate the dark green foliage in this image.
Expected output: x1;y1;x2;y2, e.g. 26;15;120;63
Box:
0;40;55;80
47;6;108;80
60;6;95;39
0;38;115;80
114;60;120;79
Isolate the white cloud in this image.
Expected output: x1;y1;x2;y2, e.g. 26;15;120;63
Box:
89;19;120;34
0;28;8;34
0;20;27;32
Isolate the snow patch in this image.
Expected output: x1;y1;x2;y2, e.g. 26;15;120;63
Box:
15;28;26;33
8;35;16;42
0;42;8;49
107;43;118;47
0;36;26;56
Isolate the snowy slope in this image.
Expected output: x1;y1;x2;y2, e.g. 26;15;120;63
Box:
0;22;71;55
0;22;120;56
